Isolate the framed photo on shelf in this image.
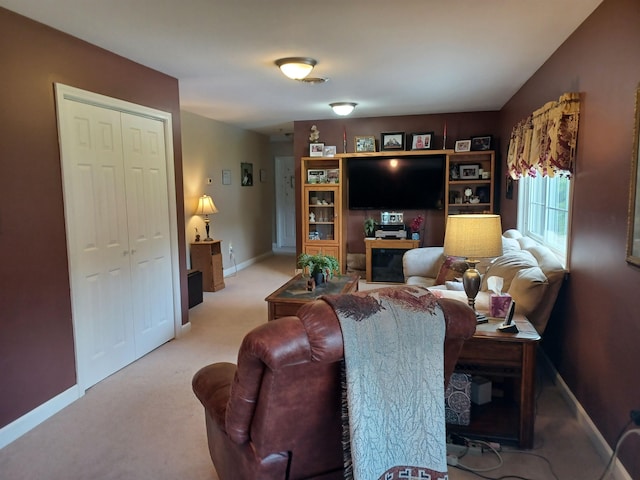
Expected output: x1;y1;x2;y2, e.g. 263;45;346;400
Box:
380;132;405;151
409;132;433;150
355;136;376;152
455;139;471;152
459;164;480;180
310;142;325;156
471;135;492;151
323;145;337;157
307;169;327;183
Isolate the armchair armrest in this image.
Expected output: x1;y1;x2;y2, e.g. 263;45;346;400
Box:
192;362;237;431
402;247;444;280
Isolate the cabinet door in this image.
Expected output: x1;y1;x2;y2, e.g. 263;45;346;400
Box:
305;187;338;243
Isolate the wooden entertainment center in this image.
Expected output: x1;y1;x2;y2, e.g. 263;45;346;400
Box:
300;149;495;273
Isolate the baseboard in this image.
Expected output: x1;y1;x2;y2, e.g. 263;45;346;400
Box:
223;251;274;277
0;385;82;450
539;351;631;480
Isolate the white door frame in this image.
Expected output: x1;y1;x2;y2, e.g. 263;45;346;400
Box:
54;83;183;388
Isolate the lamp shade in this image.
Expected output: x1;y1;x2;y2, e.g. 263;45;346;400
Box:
275;57;316;80
330;102;357;116
443;214;503;260
194;195;218;216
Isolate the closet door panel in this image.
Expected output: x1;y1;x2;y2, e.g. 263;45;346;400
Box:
59;100;135;388
121;113;173;356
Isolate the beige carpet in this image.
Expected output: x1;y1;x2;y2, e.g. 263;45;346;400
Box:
0;253;610;479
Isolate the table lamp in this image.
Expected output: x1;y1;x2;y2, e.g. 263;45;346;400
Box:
194;194;218;241
443;214;503;321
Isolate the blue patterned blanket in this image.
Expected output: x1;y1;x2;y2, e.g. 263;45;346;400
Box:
323;285;448;480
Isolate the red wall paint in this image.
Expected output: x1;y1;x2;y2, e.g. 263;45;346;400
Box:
0;8;188;428
498;0;640;475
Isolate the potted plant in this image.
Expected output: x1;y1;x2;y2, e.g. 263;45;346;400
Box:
364;217;377;238
297;252;340;285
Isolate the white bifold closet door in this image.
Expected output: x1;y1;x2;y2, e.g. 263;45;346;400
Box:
57;92;174;390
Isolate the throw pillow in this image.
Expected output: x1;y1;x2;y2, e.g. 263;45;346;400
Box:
435;256;468;285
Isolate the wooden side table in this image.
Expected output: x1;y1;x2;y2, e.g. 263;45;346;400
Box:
190;241;225;292
450;316;541;448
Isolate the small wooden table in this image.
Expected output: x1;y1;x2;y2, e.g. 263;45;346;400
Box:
365;238;419;283
265;274;360;321
450;315;541;448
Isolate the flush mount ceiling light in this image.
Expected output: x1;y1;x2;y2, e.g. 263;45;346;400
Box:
330;102;357;116
275;57;317;80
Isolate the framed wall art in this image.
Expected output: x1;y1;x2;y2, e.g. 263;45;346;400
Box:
455;139;471;152
381;132;404;151
241;162;253;186
471;135;492;151
627;83;640;267
410;132;433;150
355;136;376;153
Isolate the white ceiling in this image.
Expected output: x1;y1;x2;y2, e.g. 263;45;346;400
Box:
2;0;603;136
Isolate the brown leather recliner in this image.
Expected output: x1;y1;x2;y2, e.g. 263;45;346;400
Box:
192;289;476;480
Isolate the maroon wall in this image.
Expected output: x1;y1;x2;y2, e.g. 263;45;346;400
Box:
293;112;501;253
0;8;188;428
497;0;640;475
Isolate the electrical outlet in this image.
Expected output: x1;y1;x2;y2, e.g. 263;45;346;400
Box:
206;177;212;185
228;242;234;258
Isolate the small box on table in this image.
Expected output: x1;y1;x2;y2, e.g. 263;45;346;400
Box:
490;293;512;318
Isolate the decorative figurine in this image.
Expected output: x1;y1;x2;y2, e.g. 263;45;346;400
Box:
195;227;201;242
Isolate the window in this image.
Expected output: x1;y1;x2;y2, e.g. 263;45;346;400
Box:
518;174;572;267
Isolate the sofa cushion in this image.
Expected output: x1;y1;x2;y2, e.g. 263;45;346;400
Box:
435;256;467;285
480;251;538;292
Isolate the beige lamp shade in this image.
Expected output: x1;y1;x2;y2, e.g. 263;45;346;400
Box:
194;194;218;241
443;214;503;261
194;195;218;216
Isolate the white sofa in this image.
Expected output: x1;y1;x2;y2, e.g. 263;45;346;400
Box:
402;229;566;334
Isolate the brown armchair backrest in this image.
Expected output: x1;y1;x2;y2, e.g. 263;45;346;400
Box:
193;290;476;480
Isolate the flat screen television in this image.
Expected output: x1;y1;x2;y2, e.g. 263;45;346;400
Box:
347;156;445;210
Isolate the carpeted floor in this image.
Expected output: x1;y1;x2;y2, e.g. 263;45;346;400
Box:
0;253;612;479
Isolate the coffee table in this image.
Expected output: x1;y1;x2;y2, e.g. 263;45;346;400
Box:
265;273;360;321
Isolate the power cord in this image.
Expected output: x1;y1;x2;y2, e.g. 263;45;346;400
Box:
597;419;639;480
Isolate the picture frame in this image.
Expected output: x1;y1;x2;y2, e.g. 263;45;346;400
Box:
326;169;340;183
380;132;405;151
455;139;471;152
355;136;376;153
471;135;492;151
222;169;231;185
323;145;337;157
241;162;253;186
309;142;325;157
626;83;640;267
409;132;433;150
459;164;480;180
307;169;327;184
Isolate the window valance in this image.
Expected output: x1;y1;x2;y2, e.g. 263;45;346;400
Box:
507;92;580;179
